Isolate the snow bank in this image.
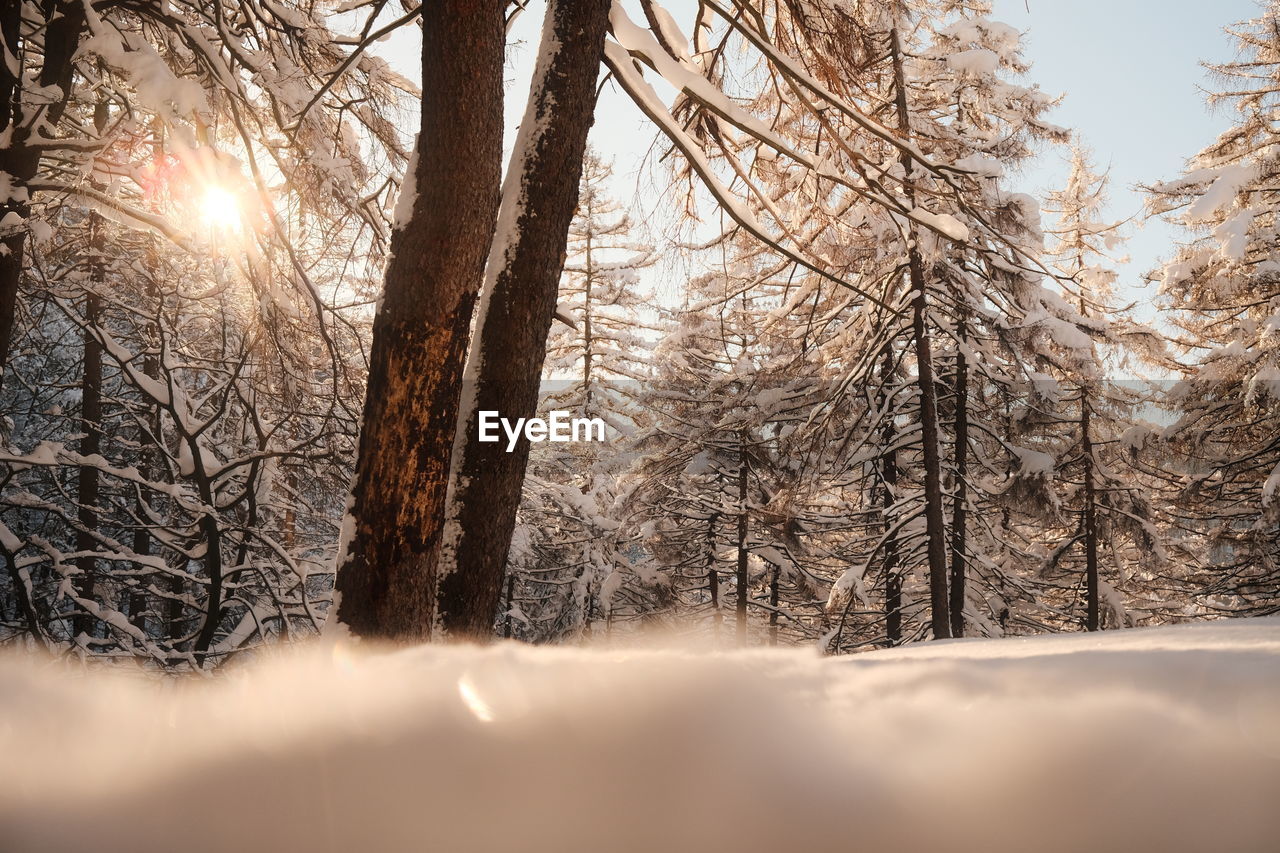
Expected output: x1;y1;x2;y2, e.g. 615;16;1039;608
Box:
1;620;1278;852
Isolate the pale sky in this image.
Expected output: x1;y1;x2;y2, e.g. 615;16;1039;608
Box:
988;0;1262;304
382;0;1266;305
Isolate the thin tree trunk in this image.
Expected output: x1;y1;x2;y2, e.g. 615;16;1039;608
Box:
879;347;903;646
436;0;611;638
949;330;969;638
190;450;225;665
129;494;151;632
582;228;595;412
0;2;24;380
767;562;779;645
706;511;721;630
335;0;504;640
736;433;749;645
1073;281;1101;633
502;573;516;639
891;26;950;639
0;2;86;386
72;216;103;641
2;546;46;649
1083;385;1099;631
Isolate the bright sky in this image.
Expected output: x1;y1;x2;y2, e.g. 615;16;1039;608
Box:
988;0;1262;303
382;0;1265;303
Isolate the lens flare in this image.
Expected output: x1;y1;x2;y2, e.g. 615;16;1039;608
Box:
200;185;242;231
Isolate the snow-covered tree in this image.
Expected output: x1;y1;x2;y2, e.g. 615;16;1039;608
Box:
1147;5;1280;615
0;0;410;661
507;153;656;642
1037;147;1174;631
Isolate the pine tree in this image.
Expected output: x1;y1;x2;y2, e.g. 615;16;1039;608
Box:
1042;147;1170;631
1147;5;1280;615
508;153;657;642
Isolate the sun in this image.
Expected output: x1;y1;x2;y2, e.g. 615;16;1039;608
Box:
200;185;243;231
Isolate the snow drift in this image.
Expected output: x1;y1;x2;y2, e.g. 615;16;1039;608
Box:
2;620;1278;852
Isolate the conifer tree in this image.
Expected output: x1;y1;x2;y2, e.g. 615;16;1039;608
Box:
1147;5;1280;614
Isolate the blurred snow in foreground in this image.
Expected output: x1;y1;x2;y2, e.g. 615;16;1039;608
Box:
2;619;1278;853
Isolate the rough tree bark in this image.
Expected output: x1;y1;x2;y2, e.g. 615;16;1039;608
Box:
435;0;611;638
335;0;504;640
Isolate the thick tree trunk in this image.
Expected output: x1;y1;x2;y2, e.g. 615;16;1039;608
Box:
435;0;611;638
335;0;505;640
891;27;950;639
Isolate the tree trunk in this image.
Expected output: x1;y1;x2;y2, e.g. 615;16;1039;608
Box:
0;0;33;385
582;227;595;412
706;511;721;630
436;0;611;638
72;216;103;641
879;348;903;646
767;562;779;645
1083;387;1099;631
502;573;516;639
949;336;969;638
335;0;505;640
891;26;950;639
735;433;750;645
0;2;86;386
190;453;225;665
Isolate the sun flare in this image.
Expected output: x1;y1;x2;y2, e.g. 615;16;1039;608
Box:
200;185;242;231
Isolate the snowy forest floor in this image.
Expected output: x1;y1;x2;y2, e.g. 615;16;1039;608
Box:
2;620;1278;853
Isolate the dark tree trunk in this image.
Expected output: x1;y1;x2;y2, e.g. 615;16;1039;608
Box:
0;151;33;381
735;434;749;645
878;347;904;646
0;0;33;385
949;337;969;638
435;0;611;638
72;215;103;641
190;453;225;665
767;562;779;646
706;512;721;630
129;259;161;634
0;2;86;386
891;27;950;639
502;573;516;639
334;0;505;640
1083;389;1100;631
